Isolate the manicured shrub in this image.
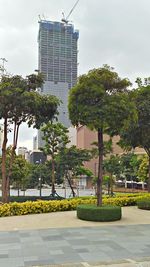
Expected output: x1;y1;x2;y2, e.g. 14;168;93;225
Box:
0;194;149;217
137;198;150;210
0;195;64;203
0;192;147;204
77;204;122;221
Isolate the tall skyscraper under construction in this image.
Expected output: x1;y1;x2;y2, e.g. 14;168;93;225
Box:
37;20;79;148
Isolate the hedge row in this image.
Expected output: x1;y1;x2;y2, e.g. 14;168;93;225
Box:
0;195;149;217
4;195;64;203
1;193;148;204
137;198;150;210
77;204;122;222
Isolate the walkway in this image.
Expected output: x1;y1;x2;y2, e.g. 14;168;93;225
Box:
0;206;150;267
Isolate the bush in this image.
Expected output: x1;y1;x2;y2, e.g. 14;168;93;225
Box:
0;194;149;217
77;204;122;221
4;195;65;203
137;198;150;210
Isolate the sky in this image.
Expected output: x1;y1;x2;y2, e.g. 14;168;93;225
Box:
0;0;150;150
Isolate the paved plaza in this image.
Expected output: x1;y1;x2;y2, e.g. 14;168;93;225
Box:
0;207;150;267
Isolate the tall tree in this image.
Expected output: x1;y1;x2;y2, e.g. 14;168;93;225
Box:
10;155;31;196
0;74;59;203
68;65;136;206
41;122;69;195
119;84;150;191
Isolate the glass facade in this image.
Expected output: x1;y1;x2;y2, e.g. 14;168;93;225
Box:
38;20;79;90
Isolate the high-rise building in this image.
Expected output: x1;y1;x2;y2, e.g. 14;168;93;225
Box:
33;135;38;150
37;20;79;148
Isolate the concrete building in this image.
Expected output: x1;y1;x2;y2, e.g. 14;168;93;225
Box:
24;150;31;162
37;19;79;148
77;126;145;188
33;136;38;150
29;150;46;164
17;147;28;158
67;126;77;147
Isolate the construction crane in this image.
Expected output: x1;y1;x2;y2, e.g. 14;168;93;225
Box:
61;0;79;24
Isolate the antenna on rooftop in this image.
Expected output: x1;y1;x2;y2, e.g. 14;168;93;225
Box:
61;0;79;24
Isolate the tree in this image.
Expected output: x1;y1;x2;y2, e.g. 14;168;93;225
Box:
102;175;114;195
28;162;51;189
138;155;148;183
56;145;92;197
0;148;31;196
68;65;136;206
119;84;150;191
11;155;31;196
0;74;59;203
103;155;121;195
41;122;69;194
120;153;141;182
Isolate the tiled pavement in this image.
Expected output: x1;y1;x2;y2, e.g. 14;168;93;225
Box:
0;224;150;267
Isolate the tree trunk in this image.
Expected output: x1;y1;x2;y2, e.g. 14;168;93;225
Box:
97;128;103;206
110;174;114;196
66;172;76;197
148;155;150;193
51;158;55;194
17;186;20;197
2;118;8;203
6;123;20;200
107;181;110;195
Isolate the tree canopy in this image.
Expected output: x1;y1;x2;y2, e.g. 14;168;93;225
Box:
41;122;69;194
0;73;59;203
68;65;136;205
119;84;150;191
56;145;92;196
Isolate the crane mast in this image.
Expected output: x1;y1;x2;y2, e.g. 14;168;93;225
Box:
61;0;79;24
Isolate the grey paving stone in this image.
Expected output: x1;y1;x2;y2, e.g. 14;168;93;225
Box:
42;235;65;241
49;249;64;255
0;225;150;266
0;257;24;267
79;251;110;262
0;253;8;258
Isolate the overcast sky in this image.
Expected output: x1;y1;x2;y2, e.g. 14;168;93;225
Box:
0;0;150;150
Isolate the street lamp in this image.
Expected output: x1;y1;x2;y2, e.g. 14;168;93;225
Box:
39;177;42;197
36;159;42;197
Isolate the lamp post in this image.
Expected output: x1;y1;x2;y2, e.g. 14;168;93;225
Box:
39;177;42;197
36;159;42;197
39;159;42;197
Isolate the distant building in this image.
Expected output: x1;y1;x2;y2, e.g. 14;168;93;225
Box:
37;130;45;150
37;19;79;149
77;126;146;189
33;136;38;150
18;147;28;158
29;150;46;164
25;150;31;162
67;126;77;147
